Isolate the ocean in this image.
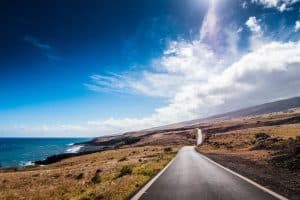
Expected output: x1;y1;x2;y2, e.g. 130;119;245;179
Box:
0;138;90;168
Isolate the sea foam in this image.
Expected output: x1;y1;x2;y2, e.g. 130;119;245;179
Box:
66;145;83;153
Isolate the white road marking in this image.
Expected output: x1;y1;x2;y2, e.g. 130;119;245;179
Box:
197;149;288;200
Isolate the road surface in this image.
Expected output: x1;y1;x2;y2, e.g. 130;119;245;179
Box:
138;146;279;200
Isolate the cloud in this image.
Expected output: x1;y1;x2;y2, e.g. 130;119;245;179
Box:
245;16;262;34
251;0;300;11
242;1;248;8
295;20;300;31
23;35;51;50
84;37;300;137
200;0;218;41
23;35;60;60
245;16;267;50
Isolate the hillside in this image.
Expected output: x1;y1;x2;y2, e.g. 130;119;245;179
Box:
86;97;300;147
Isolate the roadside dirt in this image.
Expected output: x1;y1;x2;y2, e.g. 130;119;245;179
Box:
196;123;300;199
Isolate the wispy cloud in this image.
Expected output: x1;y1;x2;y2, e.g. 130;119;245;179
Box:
23;35;60;60
23;35;51;50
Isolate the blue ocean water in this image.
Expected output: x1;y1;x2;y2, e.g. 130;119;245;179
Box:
0;138;90;168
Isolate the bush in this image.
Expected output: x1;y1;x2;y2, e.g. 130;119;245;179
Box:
254;132;270;140
118;156;127;162
91;171;101;184
118;165;132;177
270;137;300;170
164;147;172;152
75;173;84;180
135;165;158;177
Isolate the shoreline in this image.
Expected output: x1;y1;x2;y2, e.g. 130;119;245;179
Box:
34;143;113;165
0;140;108;170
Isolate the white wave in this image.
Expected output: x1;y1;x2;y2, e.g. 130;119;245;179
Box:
19;161;35;167
68;143;74;146
66;145;83;153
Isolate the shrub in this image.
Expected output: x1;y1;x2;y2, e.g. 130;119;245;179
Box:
164;147;172;152
91;171;101;184
75;173;84;180
52;173;60;178
270;137;300;170
118;165;132;177
254;132;270;140
135;165;158;177
118;156;127;162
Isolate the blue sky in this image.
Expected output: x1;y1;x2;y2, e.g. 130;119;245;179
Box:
0;0;300;137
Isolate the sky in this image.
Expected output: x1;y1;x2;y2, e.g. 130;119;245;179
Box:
0;0;300;137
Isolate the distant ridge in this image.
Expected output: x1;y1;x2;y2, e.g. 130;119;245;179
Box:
207;96;300;119
143;96;300;131
90;96;300;145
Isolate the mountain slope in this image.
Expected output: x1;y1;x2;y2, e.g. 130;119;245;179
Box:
207;96;300;119
88;96;300;145
143;96;300;131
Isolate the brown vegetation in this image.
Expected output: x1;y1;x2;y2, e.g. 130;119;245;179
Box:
0;146;179;200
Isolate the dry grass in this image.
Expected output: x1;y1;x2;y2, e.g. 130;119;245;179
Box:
0;146;179;200
198;124;300;161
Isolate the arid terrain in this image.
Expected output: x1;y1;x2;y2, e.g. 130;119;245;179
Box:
0;146;179;200
196;109;300;199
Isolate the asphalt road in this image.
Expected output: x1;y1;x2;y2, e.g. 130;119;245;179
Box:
139;146;278;200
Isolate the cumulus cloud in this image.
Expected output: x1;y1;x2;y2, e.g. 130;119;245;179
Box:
245;16;267;50
251;0;300;11
246;16;262;34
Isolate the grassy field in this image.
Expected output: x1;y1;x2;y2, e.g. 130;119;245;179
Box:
0;146;179;200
